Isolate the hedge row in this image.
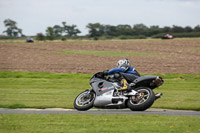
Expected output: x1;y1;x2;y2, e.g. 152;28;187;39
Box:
152;32;200;38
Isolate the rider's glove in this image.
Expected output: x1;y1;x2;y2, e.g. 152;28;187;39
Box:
103;70;108;76
97;72;105;78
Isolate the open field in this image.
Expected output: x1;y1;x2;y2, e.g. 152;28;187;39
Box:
0;71;199;110
0;114;200;133
0;38;200;110
0;39;199;132
0;38;200;74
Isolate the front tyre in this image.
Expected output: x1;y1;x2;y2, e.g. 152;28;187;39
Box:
74;90;96;111
127;87;155;111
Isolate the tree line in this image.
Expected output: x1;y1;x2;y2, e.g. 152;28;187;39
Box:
2;19;200;40
86;23;200;39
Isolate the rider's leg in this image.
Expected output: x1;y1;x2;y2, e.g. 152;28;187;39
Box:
118;79;130;91
113;72;131;91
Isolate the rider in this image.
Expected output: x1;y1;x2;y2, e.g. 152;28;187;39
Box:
103;58;162;99
104;58;140;91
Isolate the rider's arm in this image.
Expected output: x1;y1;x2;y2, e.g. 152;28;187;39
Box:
107;64;130;75
107;67;125;75
127;66;141;77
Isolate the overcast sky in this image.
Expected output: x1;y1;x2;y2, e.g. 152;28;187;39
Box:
0;0;200;36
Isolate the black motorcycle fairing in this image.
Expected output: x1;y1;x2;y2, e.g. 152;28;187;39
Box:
121;73;139;83
133;76;158;89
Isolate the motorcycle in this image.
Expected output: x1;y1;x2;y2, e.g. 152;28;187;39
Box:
74;72;164;111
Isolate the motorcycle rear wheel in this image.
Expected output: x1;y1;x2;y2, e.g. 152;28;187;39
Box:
127;87;155;111
74;90;96;111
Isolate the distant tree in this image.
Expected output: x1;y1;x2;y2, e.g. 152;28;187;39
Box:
133;23;148;30
194;25;200;32
62;22;81;36
46;27;55;40
116;25;132;36
62;22;67;34
172;25;185;33
133;23;148;36
3;19;24;37
36;33;46;41
103;25;118;36
86;23;104;37
162;26;171;33
53;25;63;37
184;26;193;32
66;25;81;36
148;25;161;36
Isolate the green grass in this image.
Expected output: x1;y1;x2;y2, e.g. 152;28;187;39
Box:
0;114;200;133
0;71;91;109
0;71;199;110
61;50;154;56
152;74;200;110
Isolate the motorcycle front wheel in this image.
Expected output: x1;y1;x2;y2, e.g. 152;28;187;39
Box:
127;87;155;111
74;90;96;111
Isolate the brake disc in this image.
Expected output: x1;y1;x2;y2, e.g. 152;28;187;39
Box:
132;92;144;101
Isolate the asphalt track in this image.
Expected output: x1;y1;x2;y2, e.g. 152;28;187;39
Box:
0;108;200;117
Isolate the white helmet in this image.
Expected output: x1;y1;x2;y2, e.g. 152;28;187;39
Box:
116;59;130;67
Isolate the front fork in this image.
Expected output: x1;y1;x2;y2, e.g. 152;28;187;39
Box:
84;89;94;97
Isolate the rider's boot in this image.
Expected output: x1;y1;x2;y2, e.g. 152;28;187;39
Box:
118;79;131;92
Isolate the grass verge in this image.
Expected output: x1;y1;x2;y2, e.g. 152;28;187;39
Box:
0;114;200;133
0;71;199;110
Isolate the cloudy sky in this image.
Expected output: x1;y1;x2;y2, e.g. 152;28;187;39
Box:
0;0;200;35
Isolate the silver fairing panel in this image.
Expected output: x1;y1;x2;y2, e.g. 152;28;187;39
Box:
91;78;115;96
93;89;128;108
90;78;130;108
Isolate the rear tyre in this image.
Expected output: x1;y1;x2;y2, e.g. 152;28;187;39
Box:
127;87;155;111
74;90;95;111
